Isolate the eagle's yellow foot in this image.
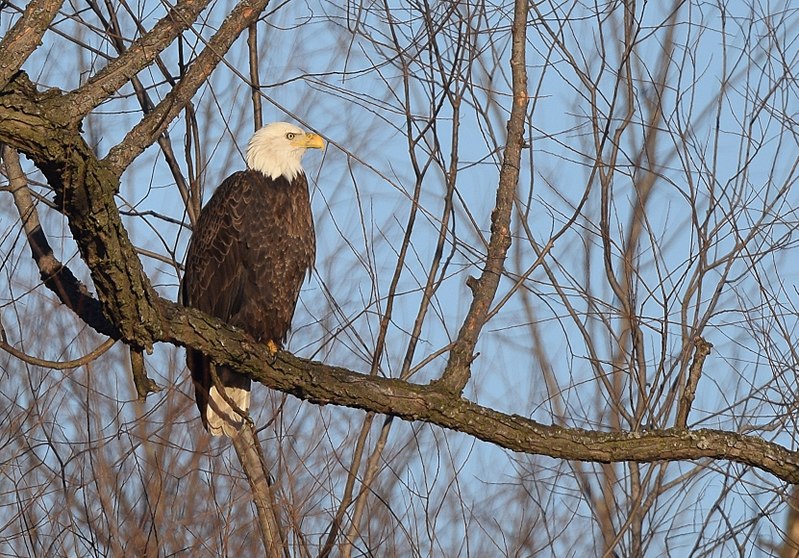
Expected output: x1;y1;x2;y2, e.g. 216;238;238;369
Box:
265;339;279;362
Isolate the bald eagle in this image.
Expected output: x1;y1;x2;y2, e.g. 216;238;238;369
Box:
182;122;324;436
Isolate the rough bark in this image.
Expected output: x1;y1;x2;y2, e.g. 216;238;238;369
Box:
2;0;799;494
0;71;161;347
0;0;64;89
158;301;799;484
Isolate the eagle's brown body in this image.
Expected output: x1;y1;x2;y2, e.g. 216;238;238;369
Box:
182;168;315;435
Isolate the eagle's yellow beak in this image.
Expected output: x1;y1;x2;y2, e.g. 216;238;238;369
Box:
299;132;324;150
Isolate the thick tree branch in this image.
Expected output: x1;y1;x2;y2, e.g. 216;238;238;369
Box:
437;0;529;393
1;144;121;338
61;0;212;120
104;0;273;176
0;0;64;89
0;72;161;347
4;145;161;395
158;300;799;484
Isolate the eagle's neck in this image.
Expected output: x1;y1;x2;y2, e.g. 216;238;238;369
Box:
246;142;304;181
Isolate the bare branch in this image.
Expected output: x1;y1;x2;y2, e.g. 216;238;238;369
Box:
0;335;115;370
675;337;713;428
129;348;161;400
437;0;529;393
231;423;287;558
248;22;263;130
1;144;120;339
0;0;63;89
62;0;212;119
159;301;799;485
104;0;274;175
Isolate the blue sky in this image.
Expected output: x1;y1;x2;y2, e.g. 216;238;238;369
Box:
3;0;799;554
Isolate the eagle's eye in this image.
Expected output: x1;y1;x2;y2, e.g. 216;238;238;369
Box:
286;132;297;140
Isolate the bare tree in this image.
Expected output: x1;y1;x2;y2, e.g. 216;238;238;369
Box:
2;0;799;556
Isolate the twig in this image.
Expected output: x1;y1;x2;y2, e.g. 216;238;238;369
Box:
0;336;116;370
248;22;263;130
129;348;161;400
318;412;374;558
341;415;393;558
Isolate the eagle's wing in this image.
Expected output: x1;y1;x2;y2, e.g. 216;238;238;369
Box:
182;171;252;321
182;171;253;436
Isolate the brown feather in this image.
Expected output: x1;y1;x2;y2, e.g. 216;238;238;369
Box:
182;169;315;434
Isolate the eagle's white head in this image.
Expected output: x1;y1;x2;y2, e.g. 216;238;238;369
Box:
246;122;324;181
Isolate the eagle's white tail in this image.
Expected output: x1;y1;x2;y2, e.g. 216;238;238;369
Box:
206;385;251;437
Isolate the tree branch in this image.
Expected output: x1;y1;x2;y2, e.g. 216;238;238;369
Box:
676;337;713;428
0;0;64;89
0;335;116;370
159;300;799;485
231;422;287;558
436;0;529;393
104;0;274;176
1;144;120;338
61;0;212;120
0;72;161;347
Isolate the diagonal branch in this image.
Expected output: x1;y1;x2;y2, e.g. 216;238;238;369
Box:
104;0;273;176
0;0;64;89
0;335;116;370
1;144;120;338
0;72;161;347
159;300;799;485
231;422;287;558
61;0;212;120
436;0;529;393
